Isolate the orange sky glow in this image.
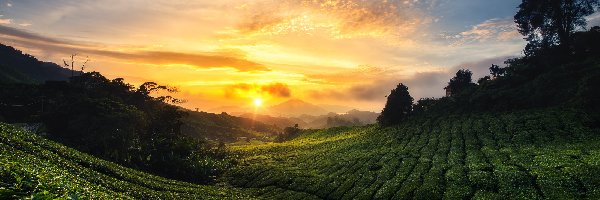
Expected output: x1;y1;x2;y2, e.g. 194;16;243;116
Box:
0;0;529;112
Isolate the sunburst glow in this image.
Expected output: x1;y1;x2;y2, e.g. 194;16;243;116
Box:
0;0;528;112
253;98;263;107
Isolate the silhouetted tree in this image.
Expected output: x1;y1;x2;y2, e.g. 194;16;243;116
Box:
478;76;492;85
412;98;438;115
489;64;506;78
446;69;474;96
378;83;413;126
278;124;301;142
515;0;600;55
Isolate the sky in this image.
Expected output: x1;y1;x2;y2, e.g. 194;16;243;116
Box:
0;0;538;112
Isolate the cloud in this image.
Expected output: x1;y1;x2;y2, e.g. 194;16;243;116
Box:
307;64;449;102
0;19;11;25
306;65;390;84
261;83;291;98
117;51;269;72
0;25;79;45
307;54;519;102
225;82;292;98
587;12;600;27
0;25;268;71
308;70;448;102
443;18;521;46
235;0;431;39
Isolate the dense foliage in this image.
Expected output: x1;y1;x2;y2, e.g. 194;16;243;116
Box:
0;123;253;199
515;0;599;55
377;83;413;126
398;27;600;127
276;124;303;142
0;72;229;184
228;109;600;199
446;69;476;97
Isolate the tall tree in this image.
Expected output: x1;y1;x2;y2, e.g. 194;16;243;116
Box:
515;0;600;55
446;69;474;96
377;83;413;126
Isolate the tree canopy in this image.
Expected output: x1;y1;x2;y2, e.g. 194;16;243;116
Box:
447;69;474;96
515;0;600;55
377;83;413;126
0;72;228;184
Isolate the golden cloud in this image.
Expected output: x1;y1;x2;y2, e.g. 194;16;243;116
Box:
305;65;395;84
0;25;269;71
235;0;429;39
224;82;292;98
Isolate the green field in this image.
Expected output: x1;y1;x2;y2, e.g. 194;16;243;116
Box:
3;108;600;199
227;108;600;199
0;124;254;199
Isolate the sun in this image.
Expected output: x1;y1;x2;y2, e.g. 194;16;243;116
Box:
253;98;263;107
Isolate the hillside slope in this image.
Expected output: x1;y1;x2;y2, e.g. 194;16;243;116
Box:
0;123;254;199
228;108;600;199
0;44;72;83
3;108;600;199
182;111;281;142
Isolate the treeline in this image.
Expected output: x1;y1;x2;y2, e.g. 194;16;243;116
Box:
378;0;600;127
379;27;600;127
0;72;228;184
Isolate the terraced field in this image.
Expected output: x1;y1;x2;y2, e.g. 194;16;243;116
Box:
228;109;600;199
0;124;253;199
2;108;600;199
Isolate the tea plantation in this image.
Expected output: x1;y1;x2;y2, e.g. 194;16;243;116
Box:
2;108;600;199
227;108;600;199
0;123;254;199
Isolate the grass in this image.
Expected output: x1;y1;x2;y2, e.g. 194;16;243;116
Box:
2;108;600;199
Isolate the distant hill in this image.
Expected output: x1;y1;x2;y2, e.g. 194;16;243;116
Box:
206;105;246;115
0;43;72;83
342;109;379;124
318;104;357;113
238;113;308;129
268;99;329;117
0;64;35;84
240;109;379;129
181;111;281;142
298;109;380;128
209;99;344;121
